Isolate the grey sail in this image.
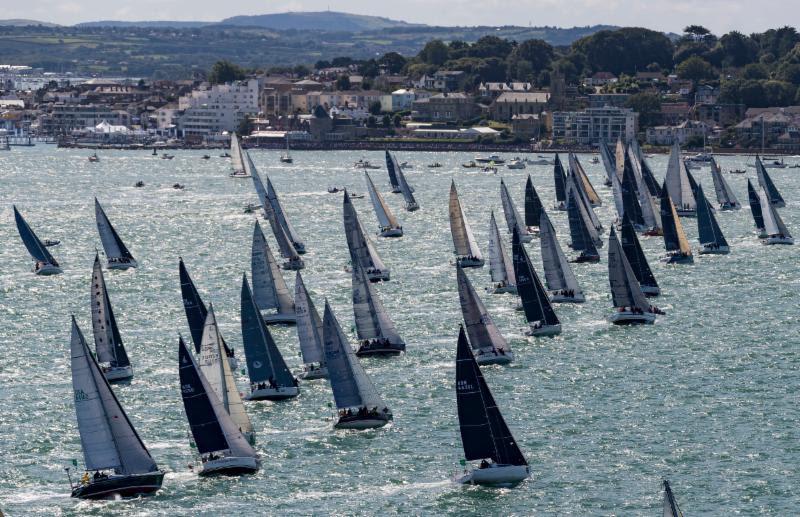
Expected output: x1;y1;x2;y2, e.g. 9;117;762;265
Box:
385;150;401;191
569;153;601;206
610;170;625;221
759;186;792;238
567;167;603;232
91;255;130;368
449;181;482;259
294;272;325;366
396;162;418;210
695;183;729;247
251;221;294;314
710;157;740;209
250;155;300;261
665;143;696;211
456;265;509;354
599;139;617;185
488;211;515;285
343;190;388;274
755;156;785;207
351;259;404;345
539;209;581;294
500;178;531;239
365;172;401;230
95;199;135;262
608;227;650;311
71;317;157;475
265;175;305;253
13;205;58;266
322;302;388;410
230;133;245;174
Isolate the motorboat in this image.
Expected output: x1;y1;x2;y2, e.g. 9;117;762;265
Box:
475;155;505;164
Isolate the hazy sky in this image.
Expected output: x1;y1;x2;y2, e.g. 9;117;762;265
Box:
4;0;794;34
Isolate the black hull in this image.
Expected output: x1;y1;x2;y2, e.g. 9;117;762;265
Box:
356;342;405;356
71;472;164;499
571;255;600;263
198;466;259;477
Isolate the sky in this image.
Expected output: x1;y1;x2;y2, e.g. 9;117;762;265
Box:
2;0;795;34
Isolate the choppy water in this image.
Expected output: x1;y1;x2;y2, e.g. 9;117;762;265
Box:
0;146;798;515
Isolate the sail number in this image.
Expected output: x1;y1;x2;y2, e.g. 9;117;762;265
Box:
74;389;89;402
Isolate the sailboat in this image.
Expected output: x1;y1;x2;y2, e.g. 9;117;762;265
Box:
280;134;293;163
614;137;626;181
709;157;740;210
178;336;259;476
68;317;163;499
453;326;529;486
624;149;661;235
695;183;730;254
755;156;785;207
344;190;390;281
197;305;255;444
229;133;248;177
449;181;484;268
251;221;296;324
13;205;62;275
294;272;327;380
384;150;401;193
746;179;767;238
179;258;239;369
665;143;696;216
500;178;533;242
524;175;543;234
95;199;137;270
322;301;393;429
568;153;601;207
620;152;647;232
566;165;603;233
566;190;601;263
457;265;512;365
487;211;516;294
758;185;794;245
662;480;685;517
365;172;403;237
264;175;305;254
608;227;660;325
241;274;299;400
553;154;568;210
599;139;616;187
352;259;405;356
396;161;419;211
513;227;561;336
619;216;660;296
659;182;694;264
91;255;133;382
539;208;584;303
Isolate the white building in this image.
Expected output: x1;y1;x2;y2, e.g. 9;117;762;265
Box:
177;78;260;135
646;120;709;146
550;107;637;145
385;89;432;112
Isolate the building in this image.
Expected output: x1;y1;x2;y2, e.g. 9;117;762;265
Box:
582;72;618;87
734;107;800;146
692;103;745;127
177;78;260;136
38;104;130;135
490;91;550;121
588;93;631;109
477;82;533;99
415;71;466;92
511;113;541;140
549;107;637;145
659;102;690;125
410;93;478;123
646;120;709;145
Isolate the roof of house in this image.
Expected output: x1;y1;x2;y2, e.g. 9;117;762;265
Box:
494;91;550;104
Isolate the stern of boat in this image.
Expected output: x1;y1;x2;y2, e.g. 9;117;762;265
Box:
199;456;259;476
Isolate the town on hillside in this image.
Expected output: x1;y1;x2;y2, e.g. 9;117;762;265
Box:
1;25;800;152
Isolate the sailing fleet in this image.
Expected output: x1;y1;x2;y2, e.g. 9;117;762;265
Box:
8;139;793;505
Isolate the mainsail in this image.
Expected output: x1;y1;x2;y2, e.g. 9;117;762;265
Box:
456;265;510;354
250;156;301;262
619;216;659;294
230;133;245;175
384;150;401;192
455;326;526;465
488;211;515;286
566;189;600;255
322;302;388;410
524;175;543;228
539;209;582;296
599;139;617;186
695;183;729;247
178;336;256;458
294;272;325;367
343;190;388;275
365;172;401;231
265;175;305;253
241;275;296;388
747;179;765;232
553;154;567;207
396;162;418;210
512;228;560;327
449;181;482;260
621;153;646;228
662;480;684;517
71;317;157;475
91;255;130;368
759;186;792;238
251;221;294;315
659;183;692;255
608;227;650;311
13;205;59;266
351;259;404;346
665;143;696;212
568;153;601;206
95;199;136;263
755;156;785;207
179;258;234;358
710;157;740;209
500;178;532;240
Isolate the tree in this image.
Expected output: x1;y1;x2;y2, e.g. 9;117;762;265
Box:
676;56;715;82
684;25;712;39
314;60;331;70
368;101;382;116
393;114;402;127
572;28;673;76
331;57;354;67
359;59;380;78
379;52;407;74
366;116;377;128
419;40;449;66
237;115;253;136
336;75;351;91
741;63;769;80
469;35;513;59
625;93;662;128
208;60;246;85
717;31;758;67
292;64;311;77
382;114;392;128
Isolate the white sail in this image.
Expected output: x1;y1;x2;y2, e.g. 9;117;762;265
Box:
91;257;116;364
710;157;740;208
365;172;400;230
457;266;509;353
665;143;695;210
500;179;531;239
539;210;582;294
265;175;304;252
251;221;294;314
230;133;245;174
759;187;791;237
294;272;324;365
608;228;650;311
198;307;253;439
599;140;616;185
352;261;403;344
567;174;601;246
71;318;156;474
569;153;601;206
396;163;418;210
449;181;482;259
343;191;387;274
488;211;515;285
610;170;625;220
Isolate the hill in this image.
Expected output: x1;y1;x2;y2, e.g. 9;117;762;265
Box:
0;19;59;27
220;11;421;31
76;20;210;28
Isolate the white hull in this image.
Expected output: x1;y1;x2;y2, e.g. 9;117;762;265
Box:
699;244;730;254
378;228;403;238
474;348;513;365
261;312;297;325
550;292;585;303
661;253;694;264
35;263;62;275
199;456;259;476
282;259;305;270
107;259;137;270
247;385;299;401
764;236;794;245
610;310;656;325
456;257;484;268
486;284;517;295
300;365;328;380
103;365;133;382
455;464;530;487
526;323;561;337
